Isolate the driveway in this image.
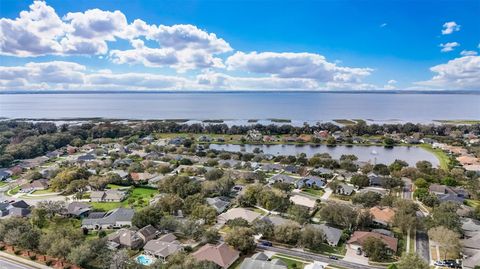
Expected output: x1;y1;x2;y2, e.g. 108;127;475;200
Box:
343;245;369;265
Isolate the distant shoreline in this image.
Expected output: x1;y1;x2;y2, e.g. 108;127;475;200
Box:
1;90;480;95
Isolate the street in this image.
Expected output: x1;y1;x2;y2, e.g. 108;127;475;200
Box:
257;245;386;269
0;257;39;269
416;230;431;263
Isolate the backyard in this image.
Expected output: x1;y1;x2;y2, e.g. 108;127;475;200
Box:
90;186;158;211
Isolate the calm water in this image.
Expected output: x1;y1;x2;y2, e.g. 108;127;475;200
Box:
0;92;479;123
209;144;440;166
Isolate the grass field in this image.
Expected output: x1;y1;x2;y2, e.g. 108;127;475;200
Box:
6;185;20;196
271;254;308;269
0;181;7;187
302;188;325;197
418;144;450;170
31;188;55;194
90;186;158;211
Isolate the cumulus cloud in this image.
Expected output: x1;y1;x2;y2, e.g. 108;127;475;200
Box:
0;1;232;71
416;56;480;90
0;61;189;91
441;21;460;35
226;51;372;83
440;42;460;52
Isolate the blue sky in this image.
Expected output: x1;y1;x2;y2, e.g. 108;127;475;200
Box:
0;0;479;91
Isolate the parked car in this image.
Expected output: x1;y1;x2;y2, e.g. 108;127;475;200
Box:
329;256;338;260
434;261;445;266
260;241;272;247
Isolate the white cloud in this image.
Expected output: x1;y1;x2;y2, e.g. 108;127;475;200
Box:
380;23;387;28
441;21;460;35
0;61;188;90
440;42;460;52
416;56;480;90
460;50;478;56
0;1;65;56
226;51;372;83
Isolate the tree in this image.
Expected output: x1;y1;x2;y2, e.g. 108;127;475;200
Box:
350;174;370;188
363;237;389;262
352;191;382;207
202;228;220;244
414;178;428;188
427;202;461;232
287;205;311;224
132;206;163;228
389;160;408;172
382;177;404;191
190;205;217;225
397;253;429;269
205;168;224;181
274;223;301;245
299;225;325;250
226;217;250;228
0;217;41;250
252;219;274;239
39;226;84;259
373;164;390;176
225;227;256;254
428;226;461;260
384;137;395;147
393;200;418;235
319;203;358;230
155;194;184;215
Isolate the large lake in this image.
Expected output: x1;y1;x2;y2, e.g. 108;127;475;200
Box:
0;92;479;124
209;144;440;166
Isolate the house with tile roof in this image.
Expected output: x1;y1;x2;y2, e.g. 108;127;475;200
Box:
347;231;398;253
369;206;395;226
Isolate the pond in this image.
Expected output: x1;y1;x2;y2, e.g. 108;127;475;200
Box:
209;144;440;167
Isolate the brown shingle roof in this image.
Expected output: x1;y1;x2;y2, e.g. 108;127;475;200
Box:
347;231;398;251
192;243;240;268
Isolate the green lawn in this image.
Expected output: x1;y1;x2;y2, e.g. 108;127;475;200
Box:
7;185;20;196
418;144;450;170
271;254;308;269
302;188;325;197
0;181;7;187
90;186;158;211
31;188;55;194
313;243;346;255
465;199;480;207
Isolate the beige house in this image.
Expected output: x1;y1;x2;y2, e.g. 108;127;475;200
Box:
192;243;240;268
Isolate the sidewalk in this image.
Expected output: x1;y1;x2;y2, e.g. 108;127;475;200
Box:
0;251;52;269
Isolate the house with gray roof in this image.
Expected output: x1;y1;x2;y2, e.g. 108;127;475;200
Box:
82;208;134;229
143;233;183;261
206;197;230;213
336;183;355;196
313;224;342;246
296;176;325;189
90;189;127;202
66;202;91;218
138;225;160;243
260;215;297;227
107;228;144;249
240;252;287;269
269;174;297;184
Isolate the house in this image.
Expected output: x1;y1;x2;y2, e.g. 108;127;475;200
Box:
269;174;296;184
0;169;12;181
168;137;185;146
240;252;287;269
336;183;354;196
246;130;263;141
284;165;300;174
304;262;327;269
1;200;31;218
296;176;325;189
198;135;212;142
461;218;480;269
130;172;155;182
192;242;240;268
108;229;143;249
82;208;135;229
206;197;230;213
289;195;317;209
312;167;334;176
112;158;133;168
143;233;183;261
77;154;96;162
66;202;91;218
260;163;283;172
371;228;394;237
20;179;49;193
368;173;385;187
137;225;160;243
90;189;127;202
260;215;298;227
313;224;342;246
110;170;129;179
46;150;63;159
369;206;395;226
347;231;398;253
218;208;262;224
428;184;469;204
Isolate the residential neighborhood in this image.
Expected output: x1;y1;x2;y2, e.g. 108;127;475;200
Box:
0;120;479;269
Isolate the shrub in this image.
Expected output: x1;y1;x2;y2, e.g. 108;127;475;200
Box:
45;260;53;266
29;255;36;260
14;250;21;255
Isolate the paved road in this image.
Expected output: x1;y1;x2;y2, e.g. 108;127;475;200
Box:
257;245;386;269
402;177;412;200
0;257;38;269
416;230;430;263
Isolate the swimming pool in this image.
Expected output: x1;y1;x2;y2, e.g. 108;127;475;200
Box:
136;254;155;266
